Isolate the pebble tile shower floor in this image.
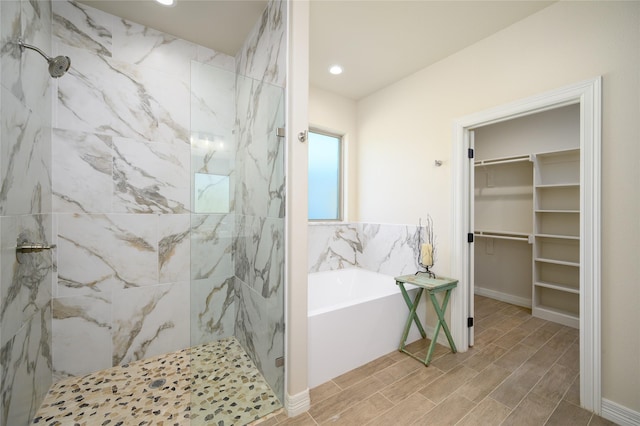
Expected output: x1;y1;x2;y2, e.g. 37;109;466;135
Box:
33;337;282;425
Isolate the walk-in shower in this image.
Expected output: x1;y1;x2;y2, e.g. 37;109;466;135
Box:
17;38;70;78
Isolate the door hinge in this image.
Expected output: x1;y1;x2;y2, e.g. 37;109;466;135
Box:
468;148;474;159
467;317;474;327
275;356;284;368
276;127;285;138
467;233;474;243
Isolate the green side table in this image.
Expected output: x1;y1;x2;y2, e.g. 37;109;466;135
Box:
395;274;458;366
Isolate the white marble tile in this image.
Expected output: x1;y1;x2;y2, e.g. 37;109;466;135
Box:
0;87;52;216
52;294;112;379
235;0;286;88
0;303;52;426
53;0;113;57
112;137;189;214
190;276;236;346
190;213;233;280
234;76;285;219
358;223;422;276
196;46;235;72
158;214;190;284
55;42;190;146
52;128;113;213
56;213;158;296
21;0;53;116
190;60;235;175
0;214;53;347
235;278;284;400
111;281;189;366
239;217;283;298
1;1;23;98
112;17;196;80
307;223;361;273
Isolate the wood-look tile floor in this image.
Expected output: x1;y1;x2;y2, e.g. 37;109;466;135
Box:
267;296;618;426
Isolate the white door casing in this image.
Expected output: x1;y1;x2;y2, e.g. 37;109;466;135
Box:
450;77;601;413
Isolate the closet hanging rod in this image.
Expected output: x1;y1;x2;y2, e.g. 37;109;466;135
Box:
474;230;532;243
474;154;532;167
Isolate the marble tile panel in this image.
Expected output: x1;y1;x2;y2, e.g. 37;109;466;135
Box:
0;214;53;347
308;223;360;273
112;281;189;366
52;293;111;379
158;214;190;284
56;213;158;296
55;42;190;146
112;136;189;213
111;16;197;80
236;0;286;88
196;45;235;71
53;0;113;57
1;0;23;97
190;275;236;346
235;215;284;296
0;87;52;216
190;213;233;280
52;128;113;213
358;223;421;276
0;303;51;426
234;76;285;219
235;278;284;400
20;0;53;115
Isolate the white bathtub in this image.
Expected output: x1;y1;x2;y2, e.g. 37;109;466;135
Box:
308;268;426;388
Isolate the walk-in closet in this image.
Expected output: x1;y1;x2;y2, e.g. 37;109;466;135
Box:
473;104;581;328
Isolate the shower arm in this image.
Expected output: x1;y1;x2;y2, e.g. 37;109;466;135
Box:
17;38;52;61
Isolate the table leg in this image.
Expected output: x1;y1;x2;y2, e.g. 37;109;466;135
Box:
398;285;426;352
424;289;457;366
399;284;426;338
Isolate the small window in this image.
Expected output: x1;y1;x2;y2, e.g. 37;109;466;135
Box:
308;130;342;221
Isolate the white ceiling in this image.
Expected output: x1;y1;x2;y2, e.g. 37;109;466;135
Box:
77;0;554;100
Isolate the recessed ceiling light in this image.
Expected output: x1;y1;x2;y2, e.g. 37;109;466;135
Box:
155;0;176;6
329;65;343;75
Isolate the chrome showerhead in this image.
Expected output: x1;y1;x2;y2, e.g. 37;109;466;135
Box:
17;38;71;78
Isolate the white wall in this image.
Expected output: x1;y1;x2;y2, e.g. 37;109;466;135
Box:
309;86;358;220
355;1;639;413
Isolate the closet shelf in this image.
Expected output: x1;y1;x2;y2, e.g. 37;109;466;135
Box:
534;280;580;294
535;257;579;267
474;230;531;242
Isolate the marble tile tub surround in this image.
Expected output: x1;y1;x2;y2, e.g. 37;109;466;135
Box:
1;0;55;425
308;222;425;276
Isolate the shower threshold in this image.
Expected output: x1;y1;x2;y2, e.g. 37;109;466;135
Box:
33;337;282;425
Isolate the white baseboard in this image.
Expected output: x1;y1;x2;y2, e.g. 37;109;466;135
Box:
285;389;311;418
474;286;531;309
601;399;640;426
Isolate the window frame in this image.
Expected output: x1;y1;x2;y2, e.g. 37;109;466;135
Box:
307;128;344;222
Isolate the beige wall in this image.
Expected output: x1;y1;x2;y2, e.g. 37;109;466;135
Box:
353;1;639;411
309;87;359;221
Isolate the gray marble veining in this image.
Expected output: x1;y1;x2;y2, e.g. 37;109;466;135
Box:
308;222;424;277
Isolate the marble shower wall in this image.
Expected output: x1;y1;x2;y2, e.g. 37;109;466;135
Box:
308;223;426;277
234;0;286;401
50;0;237;380
0;1;54;425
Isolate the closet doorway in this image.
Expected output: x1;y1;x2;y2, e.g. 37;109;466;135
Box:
451;78;601;413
